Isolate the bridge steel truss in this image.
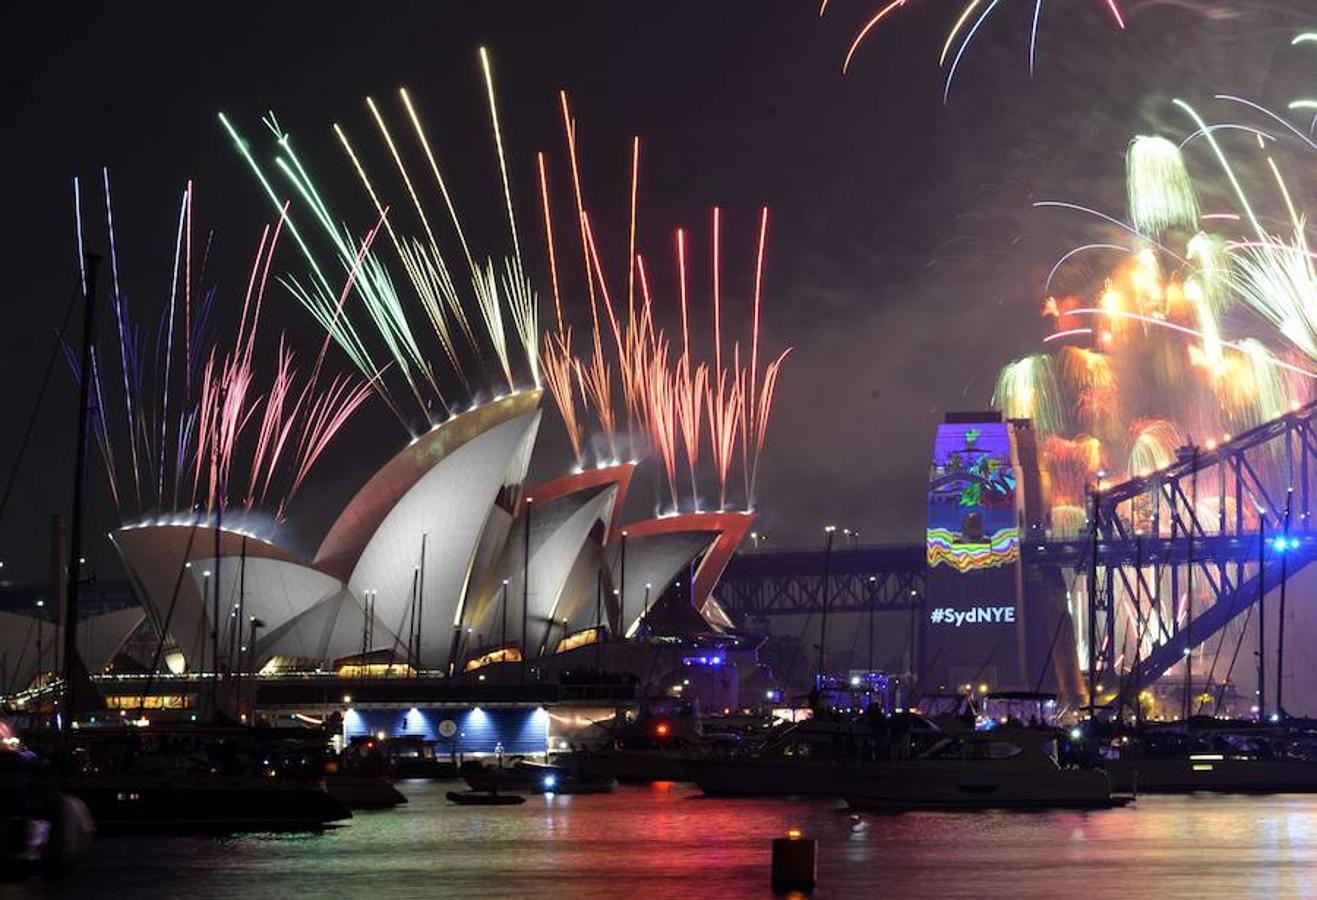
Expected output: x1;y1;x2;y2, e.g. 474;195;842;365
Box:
1082;398;1317;707
718;544;927;621
717;400;1317;712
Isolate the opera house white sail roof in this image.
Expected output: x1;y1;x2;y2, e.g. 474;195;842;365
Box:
104;388;757;676
110;392;543;673
0;607;144;694
463;464;634;659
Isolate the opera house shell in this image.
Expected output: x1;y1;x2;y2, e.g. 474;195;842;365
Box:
108;389;754;677
0;606;144;695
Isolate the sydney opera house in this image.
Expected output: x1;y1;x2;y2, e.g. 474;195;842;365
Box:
100;390;753;686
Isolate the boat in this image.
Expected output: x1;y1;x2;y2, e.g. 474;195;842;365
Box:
561;708;721;783
460;758;616;795
842;726;1118;811
1100;722;1317;794
686;711;946;797
39;725;352;832
446;790;526;806
61;772;352;831
345;735;458;780
324;772;408;809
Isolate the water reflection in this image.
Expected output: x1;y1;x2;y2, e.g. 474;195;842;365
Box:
29;783;1317;898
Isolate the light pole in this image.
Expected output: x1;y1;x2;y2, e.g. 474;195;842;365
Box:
819;525;836;682
202;570;213;673
523;498;532;682
1183;449;1197;725
248;617;264;677
245;616;264;717
1257;514;1267;721
501;578;509;657
619;529;628;639
1277;489;1294;719
867;576;876;675
35;599;44;685
594;569;604;670
1087;475;1101;724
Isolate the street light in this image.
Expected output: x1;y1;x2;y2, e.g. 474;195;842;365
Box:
819;526;837;685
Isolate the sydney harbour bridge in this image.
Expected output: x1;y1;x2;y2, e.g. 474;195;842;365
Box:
720;398;1317;712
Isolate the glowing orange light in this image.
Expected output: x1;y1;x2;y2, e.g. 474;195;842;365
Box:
655;722;670;737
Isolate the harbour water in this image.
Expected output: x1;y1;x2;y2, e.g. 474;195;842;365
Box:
15;782;1317;898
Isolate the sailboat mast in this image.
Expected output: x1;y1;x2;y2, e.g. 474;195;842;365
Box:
416;532;427;671
61;253;99;732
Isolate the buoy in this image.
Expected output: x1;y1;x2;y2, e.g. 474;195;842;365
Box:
771;828;817;892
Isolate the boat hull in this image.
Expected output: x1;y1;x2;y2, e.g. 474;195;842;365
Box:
1105;758;1317;794
62;777;352;832
568;750;691;784
685;758;843;797
843;764;1114;811
324;774;408;809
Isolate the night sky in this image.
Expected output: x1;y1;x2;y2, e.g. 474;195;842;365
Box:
0;1;1306;581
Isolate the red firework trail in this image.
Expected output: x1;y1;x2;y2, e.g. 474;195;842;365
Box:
536;96;793;513
842;0;907;75
542;331;584;463
643;338;680;510
744;206;769;505
537;151;565;335
712;207;722;376
706;363;743;512
750;348;792;508
627;136;640;335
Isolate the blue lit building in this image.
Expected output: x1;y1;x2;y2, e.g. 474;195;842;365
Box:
342;705;550;755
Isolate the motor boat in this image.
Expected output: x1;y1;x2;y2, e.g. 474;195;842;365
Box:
686;711;945;797
842;726;1117;811
563;708;737;783
1100;724;1317;794
345;735;458;780
460;758;615;795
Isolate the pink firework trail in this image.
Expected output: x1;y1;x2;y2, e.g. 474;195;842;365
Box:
75;183;371;526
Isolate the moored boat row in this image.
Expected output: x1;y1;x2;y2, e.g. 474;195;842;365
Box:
563;704;1317;809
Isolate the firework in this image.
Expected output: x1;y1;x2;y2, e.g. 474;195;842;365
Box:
1018;72;1315;557
1126;136;1201;238
74;179;370;526
1043;434;1103;537
1126;419;1183;477
1229;233;1317;362
220;48;544;435
1058;346;1118;434
535;94;793;514
835;0;1126;94
542;331;583;463
993;354;1067;436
